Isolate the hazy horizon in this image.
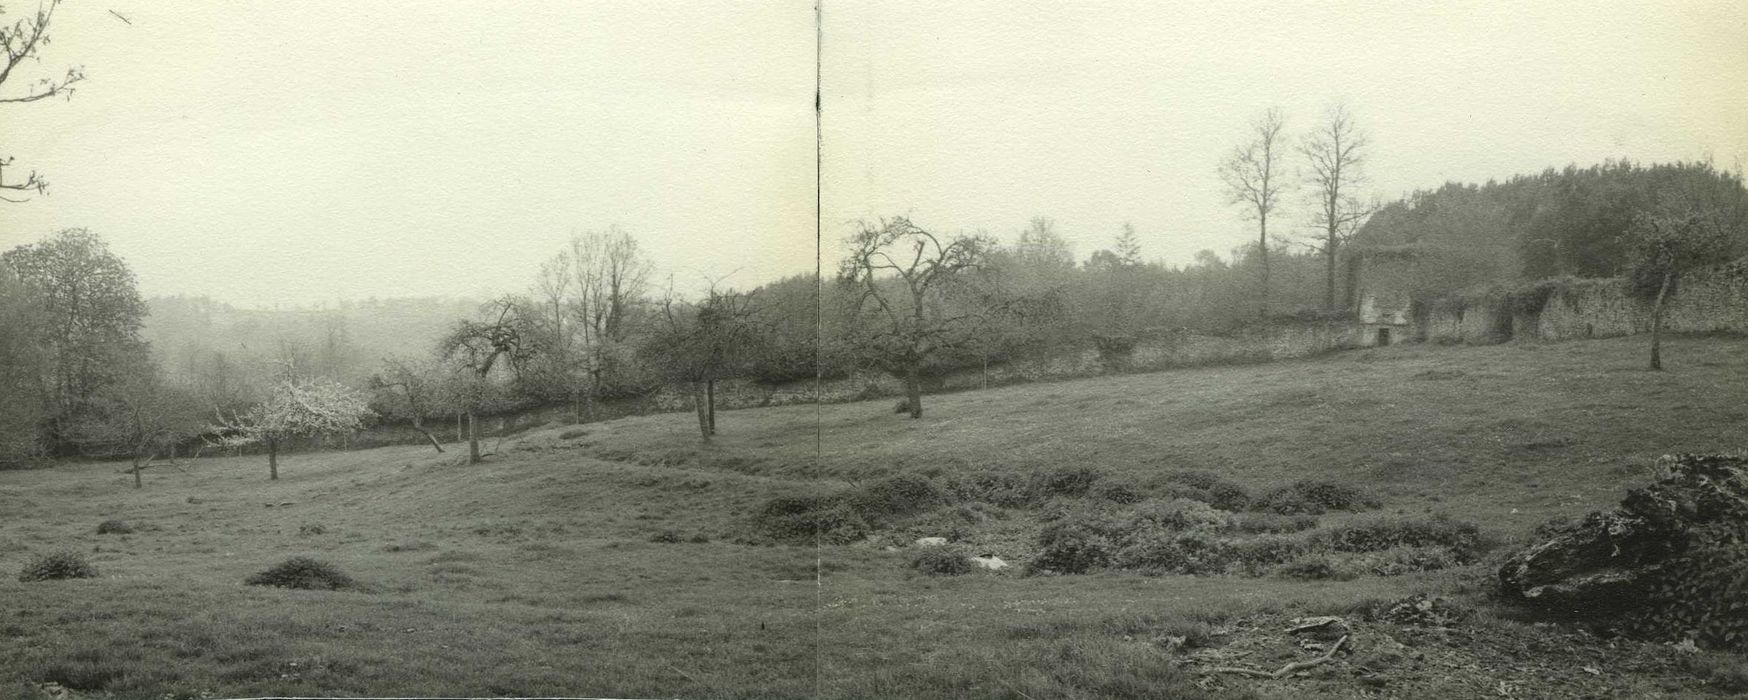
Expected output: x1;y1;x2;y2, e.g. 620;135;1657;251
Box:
4;0;1744;309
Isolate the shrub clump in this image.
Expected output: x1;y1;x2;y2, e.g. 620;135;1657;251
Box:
18;550;98;582
1256;479;1380;515
1029;466;1104;499
752;494;869;545
1226;511;1319;534
1089;478;1144;504
910;546;975;576
95;519;132;535
849;474;945;521
245;557;356;591
650;530;682;544
1156;471;1251;512
1029;515;1121;574
945;471;1035;508
1115;531;1305;576
1314;514;1484;561
1126;498;1229;531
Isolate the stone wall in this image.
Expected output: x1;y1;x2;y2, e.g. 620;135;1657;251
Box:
1414;257;1748;345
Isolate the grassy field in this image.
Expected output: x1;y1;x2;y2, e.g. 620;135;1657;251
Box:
2;335;1746;699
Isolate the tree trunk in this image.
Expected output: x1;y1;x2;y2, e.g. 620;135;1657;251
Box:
1259;214;1270;319
905;363;923;419
706;379;716;436
133;455;143;489
1650;271;1672;371
571;388;583;424
456;412;463;442
268;438;279;480
692;381;711;442
1325;228;1338;314
467;412;482;464
411;417;444;453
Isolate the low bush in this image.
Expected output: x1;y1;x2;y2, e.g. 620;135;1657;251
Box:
558;427;588;440
751;494;869;545
1030;466;1104;499
298;523;327;536
1126;498;1228;531
1114;530;1233;575
95;519;131;535
1156;471;1251;511
1314;514;1484;560
18;550;98;582
910;546;974;576
849;474;945;521
1089;477;1144;504
945;472;1035;508
244;557;356;591
650;530;682;544
1226;511;1319;534
1256;479;1379;515
1030;518;1119;574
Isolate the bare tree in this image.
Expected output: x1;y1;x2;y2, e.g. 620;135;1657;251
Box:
532;250;578;417
1;0;86;202
1219;107;1290;317
438;297;538;463
368;356;446;453
1299;104;1374;313
567;226;652;419
644;283;765;441
839;217;995;419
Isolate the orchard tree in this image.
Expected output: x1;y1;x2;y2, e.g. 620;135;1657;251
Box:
1299;104;1374;313
368;356;446;452
82;359;204;488
1;0;86;201
439;297;538;463
1625;208;1736;370
839;217;995;419
211;378;373;481
1220;107;1290;317
644;284;764;441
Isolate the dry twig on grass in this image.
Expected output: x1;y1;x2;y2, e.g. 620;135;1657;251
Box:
1205;634;1349;679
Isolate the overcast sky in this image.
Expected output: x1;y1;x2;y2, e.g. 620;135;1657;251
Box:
4;1;1743;307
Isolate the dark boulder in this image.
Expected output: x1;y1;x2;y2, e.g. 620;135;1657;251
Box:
1497;454;1748;647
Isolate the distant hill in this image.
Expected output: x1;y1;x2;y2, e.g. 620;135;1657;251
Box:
143;295;482;395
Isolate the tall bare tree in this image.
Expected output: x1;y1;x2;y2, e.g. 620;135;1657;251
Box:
567;226;652;419
839;217;995;419
1299;104;1373;313
1219;107;1290;317
1;0;86;202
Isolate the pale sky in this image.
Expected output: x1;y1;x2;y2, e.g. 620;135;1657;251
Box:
4;1;1744;307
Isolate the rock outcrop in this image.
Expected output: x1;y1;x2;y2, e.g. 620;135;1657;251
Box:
1498;453;1748;647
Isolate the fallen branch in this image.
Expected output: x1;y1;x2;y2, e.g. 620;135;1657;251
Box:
1205;635;1348;679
